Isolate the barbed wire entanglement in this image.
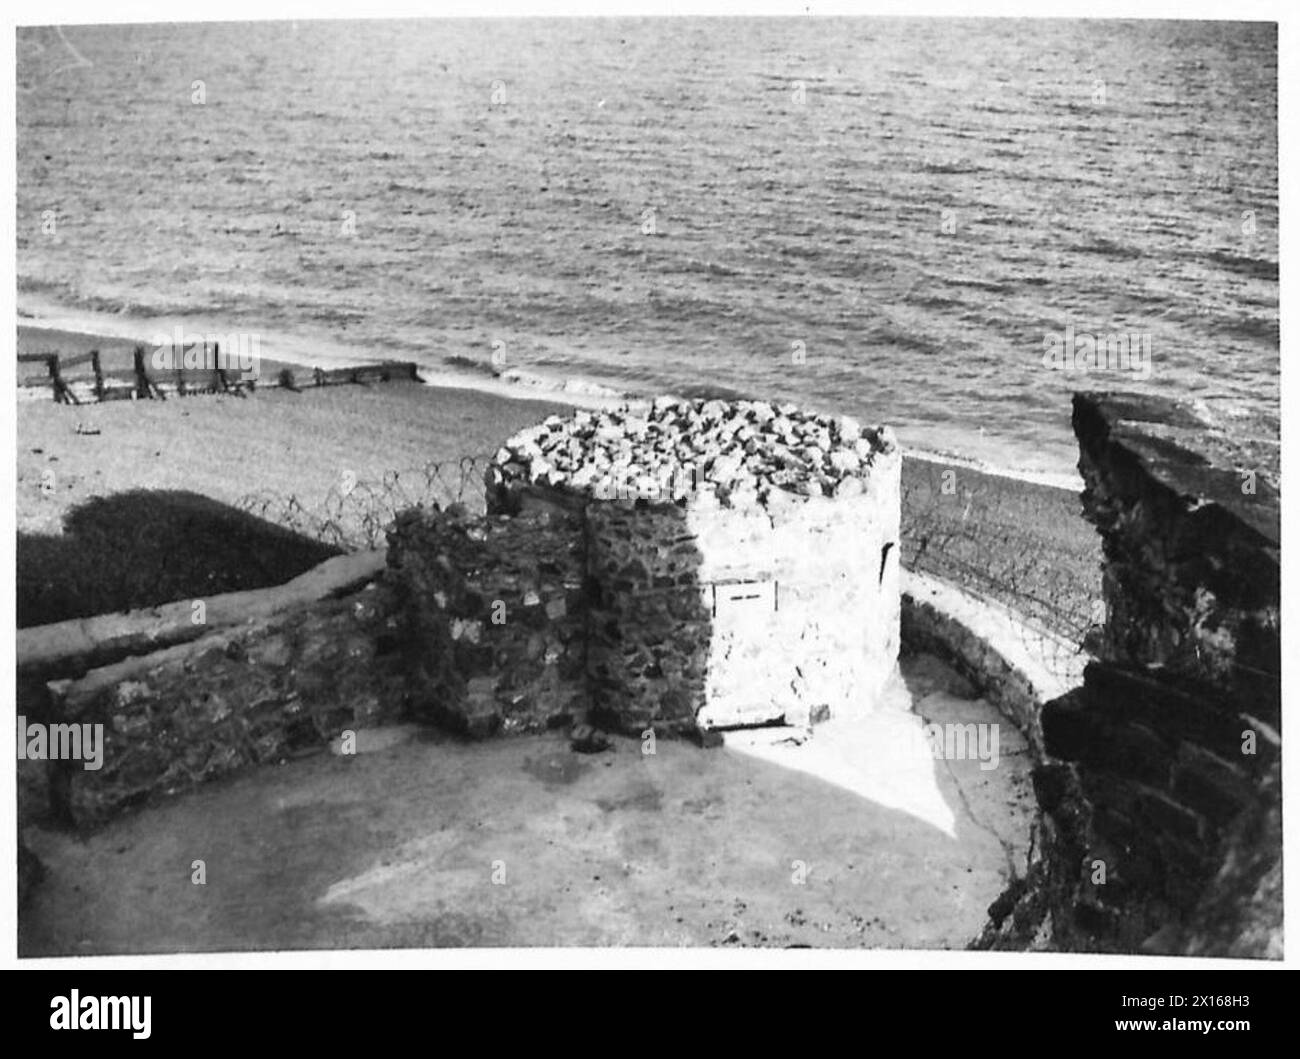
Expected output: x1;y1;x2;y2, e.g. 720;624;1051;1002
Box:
235;451;1102;682
900;460;1103;684
236;455;492;553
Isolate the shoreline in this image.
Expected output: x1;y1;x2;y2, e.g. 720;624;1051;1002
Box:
17;310;1084;493
17;298;632;413
17;322;1102;636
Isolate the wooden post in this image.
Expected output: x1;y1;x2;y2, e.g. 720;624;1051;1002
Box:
134;346;147;399
134;345;164;400
90;350;104;402
213;342;242;396
212;341;225;393
49;354;79;405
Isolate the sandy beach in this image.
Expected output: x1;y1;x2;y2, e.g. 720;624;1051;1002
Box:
16;323;1101;633
17;326;575;532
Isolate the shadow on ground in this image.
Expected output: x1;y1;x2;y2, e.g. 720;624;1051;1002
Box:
17;489;340;627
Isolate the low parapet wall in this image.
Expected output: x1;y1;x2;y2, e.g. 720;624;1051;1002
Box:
19;551;401;827
901;570;1085;761
18;549;387;687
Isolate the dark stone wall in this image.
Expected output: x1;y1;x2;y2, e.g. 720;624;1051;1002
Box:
584;500;710;735
388;505;588;737
42;581;406;827
1072;392;1280;718
978;392;1281;957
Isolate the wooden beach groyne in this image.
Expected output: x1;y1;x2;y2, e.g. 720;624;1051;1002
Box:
17;351;100;405
17;344;422;405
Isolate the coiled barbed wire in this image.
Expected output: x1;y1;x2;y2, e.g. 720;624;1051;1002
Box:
236;455;493;552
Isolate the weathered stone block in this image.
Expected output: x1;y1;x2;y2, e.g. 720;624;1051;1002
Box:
1170;744;1256;826
1132;786;1206;845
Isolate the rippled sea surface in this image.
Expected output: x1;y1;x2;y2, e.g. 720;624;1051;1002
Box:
17;18;1279;478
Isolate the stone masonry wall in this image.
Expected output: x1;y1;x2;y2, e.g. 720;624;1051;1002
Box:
1072;392;1280;724
584;500;710;734
977;392;1281;957
471;397;902;736
41;579;405;827
387;505;588;736
586;476;900;734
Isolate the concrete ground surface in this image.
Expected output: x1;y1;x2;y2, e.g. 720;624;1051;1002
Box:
20;652;1034;954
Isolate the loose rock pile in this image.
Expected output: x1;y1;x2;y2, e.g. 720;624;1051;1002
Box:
485;397;897;511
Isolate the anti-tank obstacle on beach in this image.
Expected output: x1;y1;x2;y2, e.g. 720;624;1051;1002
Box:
16;343;423;404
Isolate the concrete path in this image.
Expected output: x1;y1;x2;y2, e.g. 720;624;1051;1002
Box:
20;654;1035;954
